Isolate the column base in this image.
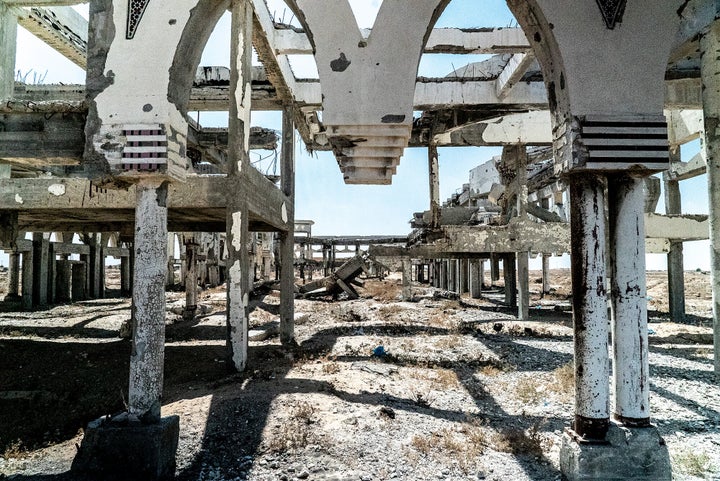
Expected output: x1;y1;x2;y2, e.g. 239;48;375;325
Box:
72;414;179;481
560;423;671;481
183;305;197;322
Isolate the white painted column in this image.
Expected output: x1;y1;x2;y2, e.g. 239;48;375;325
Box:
608;175;650;425
700;19;720;375
225;0;253;371
0;3;17;100
279;105;295;346
128;181;168;422
569;174;610;441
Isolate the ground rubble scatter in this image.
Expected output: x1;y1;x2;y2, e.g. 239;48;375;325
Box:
0;269;718;481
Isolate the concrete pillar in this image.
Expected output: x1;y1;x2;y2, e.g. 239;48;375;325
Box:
569;175;610;441
490;253;500;286
608;175;650;426
183;241;198;322
166;233;176;288
7;251;20;299
503;253;516;307
542;254;551;295
88;234;104;299
225;0;253;372
21;249;33;310
440;260;448;290
32;232;50;308
479;259;485;289
0;3;17;100
459;259;469;294
279;105;295;346
448;259;456;292
518;251;529;321
701;19;720;375
72;262;87;301
663;162;685;322
428;141;440;229
402;259;412;301
470;260;482;299
55;260;72;303
128;181;168;422
121;254;131;296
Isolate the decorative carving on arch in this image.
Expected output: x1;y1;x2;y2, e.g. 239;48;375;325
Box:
126;0;151;39
595;0;627;29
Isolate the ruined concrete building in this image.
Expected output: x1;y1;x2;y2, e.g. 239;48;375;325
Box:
1;0;719;479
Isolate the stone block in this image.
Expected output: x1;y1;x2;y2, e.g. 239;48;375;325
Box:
560;424;671;481
71;415;179;481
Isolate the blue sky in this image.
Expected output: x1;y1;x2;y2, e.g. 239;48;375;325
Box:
5;0;712;271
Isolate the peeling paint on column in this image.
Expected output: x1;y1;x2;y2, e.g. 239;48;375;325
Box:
569;175;610;440
231;211;243;250
128;181;168;422
48;184;66;196
14;194;22;204
609;175;650;425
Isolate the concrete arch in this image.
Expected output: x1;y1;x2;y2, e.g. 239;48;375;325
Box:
168;0;232;116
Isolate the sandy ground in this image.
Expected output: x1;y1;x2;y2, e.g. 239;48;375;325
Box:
0;268;718;481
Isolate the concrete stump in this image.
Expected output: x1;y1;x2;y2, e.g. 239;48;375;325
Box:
72;415;180;481
559;424;670;481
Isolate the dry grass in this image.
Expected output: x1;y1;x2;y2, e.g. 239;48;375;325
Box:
362;280;401;301
3;440;26;459
673;449;716;476
377;304;405;319
493;422;547;457
266;401;317;453
480;365;503;377
410;425;486;474
436;335;464;350
514;376;544;404
548;362;574;401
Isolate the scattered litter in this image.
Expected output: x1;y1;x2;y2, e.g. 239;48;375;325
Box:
372;345;386;357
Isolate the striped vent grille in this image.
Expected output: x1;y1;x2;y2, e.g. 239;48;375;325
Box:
581;115;669;171
120;124;168;172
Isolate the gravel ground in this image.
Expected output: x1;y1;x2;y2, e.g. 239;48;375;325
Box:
0;270;718;481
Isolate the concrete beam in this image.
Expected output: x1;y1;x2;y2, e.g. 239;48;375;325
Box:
496;52;536;99
273;26;531;56
668;151;707;180
16;6;87;69
644;213;709;241
0;171;292;233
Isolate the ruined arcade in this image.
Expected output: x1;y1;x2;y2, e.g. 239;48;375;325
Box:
1;0;720;480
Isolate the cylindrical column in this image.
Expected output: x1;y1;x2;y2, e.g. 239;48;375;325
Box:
608;174;650;426
128;181;168;422
569;174;610;440
7;251;19;298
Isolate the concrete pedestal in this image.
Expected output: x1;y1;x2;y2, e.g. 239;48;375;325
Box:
72;415;180;481
559;424;671;481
